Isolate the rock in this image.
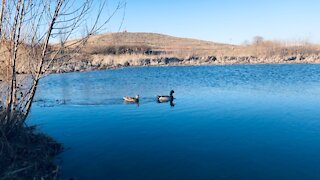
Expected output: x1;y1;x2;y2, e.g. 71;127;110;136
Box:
163;57;183;64
140;59;151;66
287;56;297;61
123;61;130;67
207;56;217;62
188;56;200;61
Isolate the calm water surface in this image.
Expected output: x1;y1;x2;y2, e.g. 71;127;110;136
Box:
30;65;320;180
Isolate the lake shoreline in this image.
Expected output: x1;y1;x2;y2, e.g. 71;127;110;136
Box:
48;56;320;74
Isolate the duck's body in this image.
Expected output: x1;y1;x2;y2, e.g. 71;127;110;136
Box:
123;95;139;103
157;90;174;103
157;96;173;102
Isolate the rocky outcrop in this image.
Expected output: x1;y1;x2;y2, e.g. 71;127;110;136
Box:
12;54;320;74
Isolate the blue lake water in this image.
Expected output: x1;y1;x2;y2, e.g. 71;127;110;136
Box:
30;65;320;180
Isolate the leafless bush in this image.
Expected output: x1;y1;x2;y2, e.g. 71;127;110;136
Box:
87;45;163;55
247;36;320;58
0;0;125;177
252;36;264;45
0;0;125;133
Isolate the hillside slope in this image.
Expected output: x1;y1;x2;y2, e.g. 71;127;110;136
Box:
3;32;320;74
80;32;236;56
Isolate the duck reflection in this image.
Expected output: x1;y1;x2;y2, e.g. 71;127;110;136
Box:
169;99;175;107
124;101;139;107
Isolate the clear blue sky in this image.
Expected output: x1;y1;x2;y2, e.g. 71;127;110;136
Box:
105;0;320;44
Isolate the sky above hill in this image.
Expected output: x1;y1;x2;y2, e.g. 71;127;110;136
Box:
102;0;320;44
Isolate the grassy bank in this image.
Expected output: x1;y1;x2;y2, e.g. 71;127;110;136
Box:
50;32;320;73
2;32;320;75
0;116;62;180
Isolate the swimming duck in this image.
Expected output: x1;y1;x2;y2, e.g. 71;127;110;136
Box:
123;95;139;103
157;90;174;102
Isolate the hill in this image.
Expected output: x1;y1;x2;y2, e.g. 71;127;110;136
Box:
82;32;234;56
3;32;320;74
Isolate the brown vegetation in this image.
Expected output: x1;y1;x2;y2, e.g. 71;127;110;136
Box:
82;32;231;57
0;0;125;179
0;124;62;179
6;32;320;74
82;32;320;58
47;32;320;73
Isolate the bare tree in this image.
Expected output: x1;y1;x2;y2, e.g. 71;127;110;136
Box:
252;36;264;45
0;0;125;135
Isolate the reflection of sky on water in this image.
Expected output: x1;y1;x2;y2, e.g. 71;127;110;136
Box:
30;65;320;180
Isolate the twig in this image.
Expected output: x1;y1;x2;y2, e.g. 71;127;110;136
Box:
5;165;33;176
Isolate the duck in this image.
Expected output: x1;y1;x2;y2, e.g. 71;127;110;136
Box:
157;90;174;103
123;95;139;103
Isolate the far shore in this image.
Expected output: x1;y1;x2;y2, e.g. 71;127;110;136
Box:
4;32;320;75
46;55;320;74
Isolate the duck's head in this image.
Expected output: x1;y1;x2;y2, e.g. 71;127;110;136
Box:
170;90;175;96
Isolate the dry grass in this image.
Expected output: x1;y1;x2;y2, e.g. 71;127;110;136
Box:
0;41;40;78
4;32;320;74
39;32;320;73
238;40;320;57
76;32;234;57
0;42;9;81
79;32;320;58
0;121;62;180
